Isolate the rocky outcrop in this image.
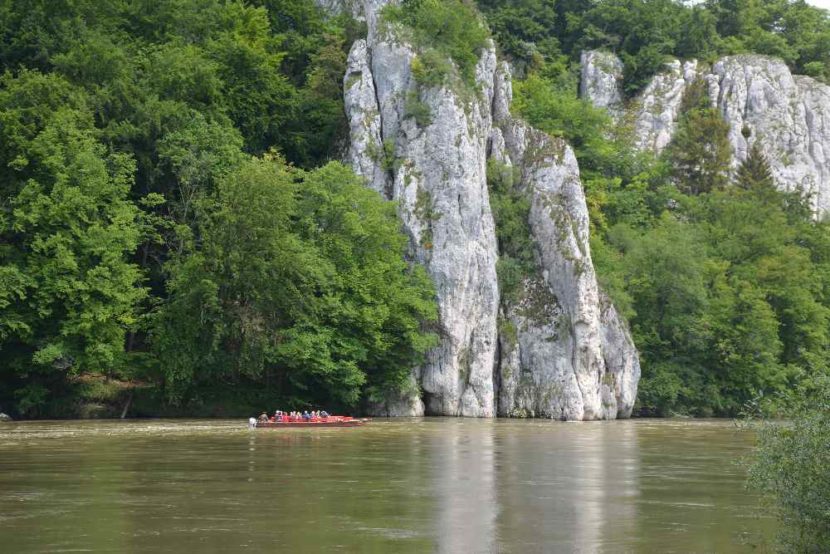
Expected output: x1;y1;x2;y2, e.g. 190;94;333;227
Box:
580;51;624;118
581;50;830;215
709;56;830;214
599;293;640;417
345;3;500;417
633;60;702;153
344;39;386;195
491;64;638;419
343;1;639;418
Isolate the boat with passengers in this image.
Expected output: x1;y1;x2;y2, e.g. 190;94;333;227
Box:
249;411;367;428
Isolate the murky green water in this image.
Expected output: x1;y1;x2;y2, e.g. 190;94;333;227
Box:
0;418;773;553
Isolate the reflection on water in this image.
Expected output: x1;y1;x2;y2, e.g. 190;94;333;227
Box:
433;421;496;553
0;419;773;552
493;422;640;552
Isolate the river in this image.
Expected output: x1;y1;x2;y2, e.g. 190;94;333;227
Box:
0;418;774;552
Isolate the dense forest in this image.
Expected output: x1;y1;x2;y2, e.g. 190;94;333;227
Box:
0;0;438;416
2;0;830;419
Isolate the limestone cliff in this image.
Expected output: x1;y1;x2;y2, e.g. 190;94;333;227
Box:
580;51;625;118
581;50;830;215
490;64;638;419
341;1;639;418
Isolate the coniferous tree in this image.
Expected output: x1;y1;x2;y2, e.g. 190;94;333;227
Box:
736;140;774;191
668;79;732;195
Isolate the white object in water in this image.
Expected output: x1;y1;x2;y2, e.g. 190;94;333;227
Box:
248;417;257;429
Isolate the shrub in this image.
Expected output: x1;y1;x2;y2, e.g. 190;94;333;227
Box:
749;383;830;552
404;91;433;126
411;49;452;88
383;0;489;89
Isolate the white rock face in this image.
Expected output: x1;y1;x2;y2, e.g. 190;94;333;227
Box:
581;50;830;216
365;373;425;417
580;51;624;117
633;60;701;153
344;1;499;416
342;2;639;418
709;56;830;214
344;39;387;195
599;293;639;417
493;64;638;419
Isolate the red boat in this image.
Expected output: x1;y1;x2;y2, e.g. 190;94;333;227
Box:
253;416;367;428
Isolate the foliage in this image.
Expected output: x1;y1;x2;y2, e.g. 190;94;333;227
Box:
749;379;830;552
736;140;774;193
405;91;433;127
0;0;438;417
487;159;535;302
667;79;732;195
153;157;438;409
0;71;149;415
411;49;453;88
476;0;562;75
512;73;613;164
478;0;830;94
383;0;490;89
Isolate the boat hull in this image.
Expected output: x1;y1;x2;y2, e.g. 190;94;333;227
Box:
255;419;366;428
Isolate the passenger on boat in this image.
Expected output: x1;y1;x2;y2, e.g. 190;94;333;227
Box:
320;410;329;418
258;412;269;424
302;411;311;420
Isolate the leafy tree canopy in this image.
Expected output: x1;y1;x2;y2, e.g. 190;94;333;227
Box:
0;0;438;417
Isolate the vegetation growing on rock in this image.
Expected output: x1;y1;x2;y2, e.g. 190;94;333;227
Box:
479;0;830;94
498;1;830;417
383;0;490;89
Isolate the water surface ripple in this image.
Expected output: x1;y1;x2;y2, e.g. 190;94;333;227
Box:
0;418;773;552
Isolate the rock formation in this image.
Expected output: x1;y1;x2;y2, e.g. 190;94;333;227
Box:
490;63;638;420
580;50;625;118
581;50;830;215
632;60;702;153
710;56;830;214
340;1;639;418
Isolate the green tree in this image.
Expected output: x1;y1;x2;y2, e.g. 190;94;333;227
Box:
609;216;712;415
0;71;148;415
668;80;732;195
749;380;830;552
476;0;562;72
735;140;774;191
153;157;437;409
